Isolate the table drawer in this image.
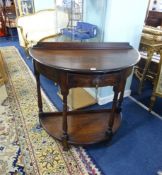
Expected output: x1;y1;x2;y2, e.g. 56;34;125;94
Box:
68;72;121;88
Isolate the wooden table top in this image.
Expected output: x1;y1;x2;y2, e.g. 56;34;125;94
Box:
29;42;140;73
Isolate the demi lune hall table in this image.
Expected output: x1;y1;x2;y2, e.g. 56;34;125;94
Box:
29;42;140;151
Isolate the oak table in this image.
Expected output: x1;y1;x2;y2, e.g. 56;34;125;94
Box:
29;42;140;151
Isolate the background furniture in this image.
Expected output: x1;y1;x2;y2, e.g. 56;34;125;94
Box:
0;0;16;38
136;51;159;80
145;11;162;27
134;25;162;94
0;5;6;36
17;9;68;52
30;42;139;150
5;5;17;38
61;21;97;40
149;52;162;111
13;0;35;16
62;0;83;28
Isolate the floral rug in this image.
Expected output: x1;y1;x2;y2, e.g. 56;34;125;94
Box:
0;98;25;175
0;46;100;175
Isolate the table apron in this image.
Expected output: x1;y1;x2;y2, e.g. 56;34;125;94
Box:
34;61;132;89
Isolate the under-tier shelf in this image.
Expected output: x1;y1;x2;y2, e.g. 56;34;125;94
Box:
40;110;121;145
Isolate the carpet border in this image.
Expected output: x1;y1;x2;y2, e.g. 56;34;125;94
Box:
13;46;58;112
5;46;101;175
128;96;162;120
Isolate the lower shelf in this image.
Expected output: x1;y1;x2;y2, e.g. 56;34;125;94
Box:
40;110;121;145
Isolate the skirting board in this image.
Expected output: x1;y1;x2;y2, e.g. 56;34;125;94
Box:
58;88;96;110
84;88;131;105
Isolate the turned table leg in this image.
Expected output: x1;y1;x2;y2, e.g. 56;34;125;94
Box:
33;61;43;128
107;85;119;139
33;61;43;114
118;78;127;113
61;89;69;151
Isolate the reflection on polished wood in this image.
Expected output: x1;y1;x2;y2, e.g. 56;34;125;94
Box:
30;42;140;151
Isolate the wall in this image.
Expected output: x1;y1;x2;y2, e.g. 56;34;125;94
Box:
85;0;149;105
83;0;107;41
34;0;55;12
98;0;148;102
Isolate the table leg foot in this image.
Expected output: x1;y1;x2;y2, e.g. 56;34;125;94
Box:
106;128;113;140
38;113;43;128
62;133;69;151
149;95;156;112
39;121;42;128
138;84;143;94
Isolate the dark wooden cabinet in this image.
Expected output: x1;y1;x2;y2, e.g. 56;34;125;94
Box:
29;42;140;150
146;11;162;27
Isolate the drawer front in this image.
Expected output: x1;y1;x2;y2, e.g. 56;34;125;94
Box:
68;72;121;88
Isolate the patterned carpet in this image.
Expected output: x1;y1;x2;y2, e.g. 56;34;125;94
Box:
0;46;100;175
0;96;24;174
